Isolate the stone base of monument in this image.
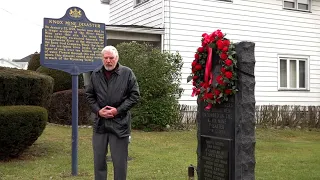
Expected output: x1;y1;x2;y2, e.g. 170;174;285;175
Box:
197;41;256;180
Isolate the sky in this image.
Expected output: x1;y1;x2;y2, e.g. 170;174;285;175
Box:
0;0;109;60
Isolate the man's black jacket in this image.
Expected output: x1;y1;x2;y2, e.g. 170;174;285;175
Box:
85;64;140;137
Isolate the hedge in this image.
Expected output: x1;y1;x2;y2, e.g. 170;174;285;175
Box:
0;67;54;107
27;53;41;71
0;106;47;160
36;66;84;93
48;89;92;125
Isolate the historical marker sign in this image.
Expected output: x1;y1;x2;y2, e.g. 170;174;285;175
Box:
40;6;105;74
40;7;106;176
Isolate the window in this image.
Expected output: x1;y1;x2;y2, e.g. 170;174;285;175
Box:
134;0;148;6
283;0;311;11
278;56;309;90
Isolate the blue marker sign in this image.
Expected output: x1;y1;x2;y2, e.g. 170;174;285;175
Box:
40;6;106;176
40;6;105;74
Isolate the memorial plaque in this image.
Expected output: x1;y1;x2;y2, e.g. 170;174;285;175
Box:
40;6;105;74
200;137;231;180
200;97;235;139
199;97;235;180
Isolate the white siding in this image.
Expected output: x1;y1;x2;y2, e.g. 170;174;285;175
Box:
109;0;164;28
165;0;320;106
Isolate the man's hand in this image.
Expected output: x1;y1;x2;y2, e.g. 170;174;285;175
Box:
98;106;114;118
105;106;118;116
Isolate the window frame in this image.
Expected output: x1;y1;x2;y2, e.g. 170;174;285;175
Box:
134;0;149;7
283;0;312;12
278;55;310;91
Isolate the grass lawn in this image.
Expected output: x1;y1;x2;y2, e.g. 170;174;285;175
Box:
0;125;319;180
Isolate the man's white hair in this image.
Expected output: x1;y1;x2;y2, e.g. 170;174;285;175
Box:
101;45;119;58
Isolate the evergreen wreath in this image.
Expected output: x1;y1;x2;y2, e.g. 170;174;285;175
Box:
187;29;238;110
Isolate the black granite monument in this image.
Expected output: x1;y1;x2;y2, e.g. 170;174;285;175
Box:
197;41;256;180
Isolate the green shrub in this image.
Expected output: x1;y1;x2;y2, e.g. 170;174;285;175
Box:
36;66;84;92
48;89;92;125
0;67;54;107
27;53;41;71
131;97;181;131
116;42;183;131
0;106;47;160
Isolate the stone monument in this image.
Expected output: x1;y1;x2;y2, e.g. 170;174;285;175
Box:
196;41;256;180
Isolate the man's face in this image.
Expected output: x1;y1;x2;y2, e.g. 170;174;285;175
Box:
102;51;118;71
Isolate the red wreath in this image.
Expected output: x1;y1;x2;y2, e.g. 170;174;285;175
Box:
187;29;238;110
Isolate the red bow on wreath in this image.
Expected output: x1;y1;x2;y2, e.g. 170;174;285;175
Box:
187;29;238;110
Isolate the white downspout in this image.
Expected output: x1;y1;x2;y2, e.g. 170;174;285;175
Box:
161;0;165;52
169;0;171;52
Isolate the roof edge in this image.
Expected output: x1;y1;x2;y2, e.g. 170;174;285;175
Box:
106;24;164;35
100;0;111;5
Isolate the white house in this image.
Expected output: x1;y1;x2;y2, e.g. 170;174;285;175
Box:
105;0;320;106
0;59;28;69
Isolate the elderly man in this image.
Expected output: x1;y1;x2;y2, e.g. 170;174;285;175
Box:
85;45;140;180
